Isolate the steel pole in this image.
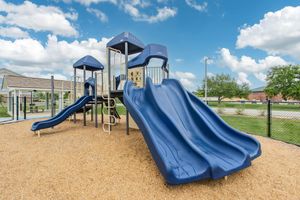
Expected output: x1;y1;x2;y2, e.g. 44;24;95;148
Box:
73;68;77;123
107;49;111;129
125;42;129;135
95;72;98;128
51;75;55;117
204;58;208;103
83;65;86;126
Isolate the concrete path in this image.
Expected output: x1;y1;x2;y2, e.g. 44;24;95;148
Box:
212;107;300;119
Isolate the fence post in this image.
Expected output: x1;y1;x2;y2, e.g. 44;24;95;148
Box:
16;96;19;121
12;96;14;120
23;96;26;120
267;99;271;137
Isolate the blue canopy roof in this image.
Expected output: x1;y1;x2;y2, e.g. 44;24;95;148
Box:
128;44;168;69
73;55;104;71
107;32;145;55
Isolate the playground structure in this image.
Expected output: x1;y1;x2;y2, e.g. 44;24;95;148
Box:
31;32;261;185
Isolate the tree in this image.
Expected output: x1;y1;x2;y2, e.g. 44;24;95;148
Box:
193;88;204;97
0;94;4;108
196;74;248;104
265;65;300;100
236;83;251;99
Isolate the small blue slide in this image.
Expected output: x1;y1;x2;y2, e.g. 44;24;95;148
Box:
31;95;93;131
124;77;261;184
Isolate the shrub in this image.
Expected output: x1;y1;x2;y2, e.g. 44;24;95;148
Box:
235;107;245;115
217;107;225;114
259;109;266;117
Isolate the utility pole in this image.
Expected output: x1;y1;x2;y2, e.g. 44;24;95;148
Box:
204;57;210;103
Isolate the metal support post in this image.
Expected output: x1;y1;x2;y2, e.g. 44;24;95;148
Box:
267;99;272;137
73;68;77;123
95;72;98;128
23;96;26;119
51;75;55;117
83;65;87;126
125;42;129;135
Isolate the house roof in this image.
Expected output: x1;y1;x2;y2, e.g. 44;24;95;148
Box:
0;68;24;77
2;75;72;91
251;86;266;92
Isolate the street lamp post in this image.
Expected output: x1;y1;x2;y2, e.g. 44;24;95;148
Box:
204;57;210;103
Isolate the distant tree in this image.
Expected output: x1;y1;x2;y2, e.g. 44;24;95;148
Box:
265;65;300;100
194;88;204;97
64;92;70;100
236;83;251;99
0;94;4;108
195;74;250;103
35;92;46;100
196;74;235;103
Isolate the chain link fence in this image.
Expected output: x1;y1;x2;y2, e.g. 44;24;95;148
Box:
207;100;300;146
1;92;299;146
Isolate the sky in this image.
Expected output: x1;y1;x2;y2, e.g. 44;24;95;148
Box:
0;0;300;91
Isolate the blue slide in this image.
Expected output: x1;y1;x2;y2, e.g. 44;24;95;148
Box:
31;95;93;131
124;77;261;184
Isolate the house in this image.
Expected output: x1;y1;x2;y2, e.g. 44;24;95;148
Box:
1;74;77;118
248;86;283;101
0;68;24;95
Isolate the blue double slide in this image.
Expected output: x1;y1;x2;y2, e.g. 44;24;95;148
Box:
31;95;93;131
124;77;261;184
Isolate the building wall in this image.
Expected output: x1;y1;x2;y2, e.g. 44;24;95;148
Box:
248;92;284;101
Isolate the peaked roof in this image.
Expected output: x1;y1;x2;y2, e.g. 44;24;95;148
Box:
73;55;104;71
2;75;72;91
0;68;24;77
107;32;145;55
128;44;168;69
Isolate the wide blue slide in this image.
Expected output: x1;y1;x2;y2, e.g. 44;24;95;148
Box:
31;95;93;131
124;77;261;184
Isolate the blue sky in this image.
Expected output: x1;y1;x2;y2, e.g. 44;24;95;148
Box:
0;0;300;91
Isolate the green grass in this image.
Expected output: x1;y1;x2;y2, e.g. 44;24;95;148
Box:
221;115;300;145
0;106;10;117
208;101;300;111
109;105;300;145
96;105;126;115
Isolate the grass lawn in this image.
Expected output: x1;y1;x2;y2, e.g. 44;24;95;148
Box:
221;115;300;145
0;106;10;117
208;101;300;112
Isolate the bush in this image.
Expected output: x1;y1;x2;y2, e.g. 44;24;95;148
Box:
259;109;266;117
235;107;245;115
217;107;225;114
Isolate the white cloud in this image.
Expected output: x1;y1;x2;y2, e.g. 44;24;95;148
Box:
60;0;117;6
185;0;207;12
236;6;300;60
87;8;108;22
207;72;215;78
170;71;197;91
59;0;177;23
124;3;141;17
237;72;251;86
0;0;78;37
0;35;111;78
143;6;177;23
0;26;29;39
175;58;183;62
124;4;177;23
219;48;288;82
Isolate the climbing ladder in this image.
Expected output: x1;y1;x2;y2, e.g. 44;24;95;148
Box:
101;94;117;134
